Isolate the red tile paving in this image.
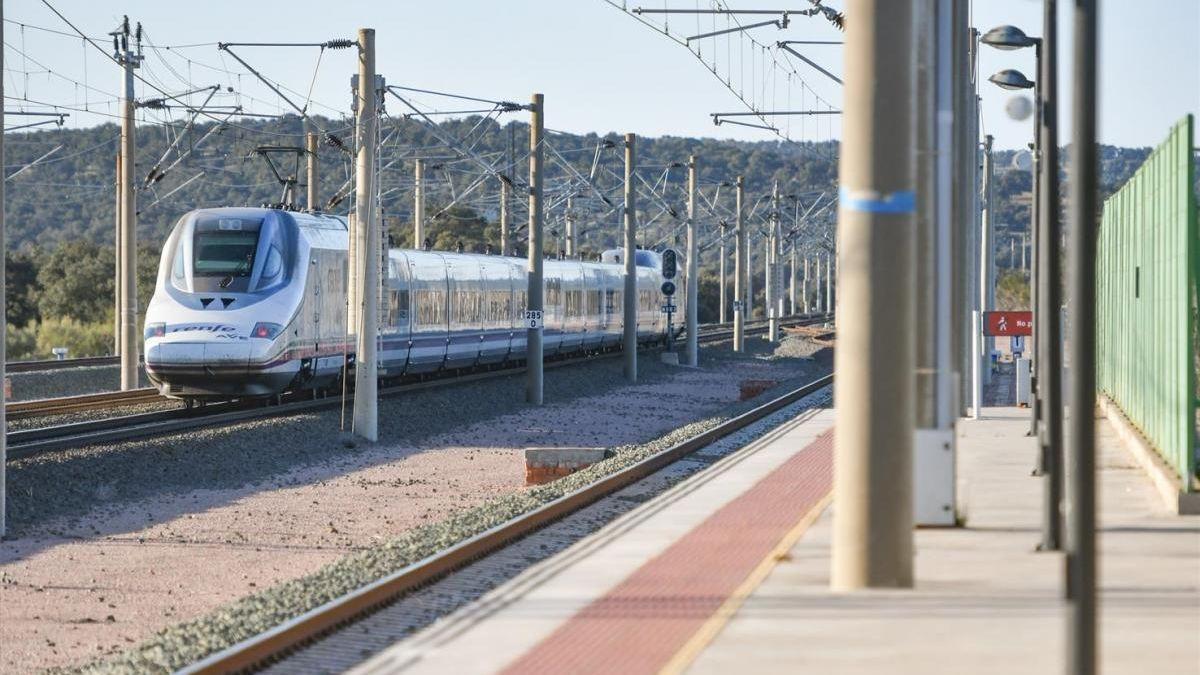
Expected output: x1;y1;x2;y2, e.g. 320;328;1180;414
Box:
501;427;834;675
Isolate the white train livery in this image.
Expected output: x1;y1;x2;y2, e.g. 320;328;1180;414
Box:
143;207;680;401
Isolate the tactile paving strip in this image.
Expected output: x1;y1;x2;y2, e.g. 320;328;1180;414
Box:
501;429;834;675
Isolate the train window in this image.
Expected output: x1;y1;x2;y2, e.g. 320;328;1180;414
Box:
415;289;446;328
387;288;409;326
515;290;527;318
587;289;600;316
171;244;186;289
259;246;283;282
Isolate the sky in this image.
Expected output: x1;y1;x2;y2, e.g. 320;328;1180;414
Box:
3;0;1197;151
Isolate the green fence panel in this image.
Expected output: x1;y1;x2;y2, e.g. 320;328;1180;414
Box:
1097;114;1197;489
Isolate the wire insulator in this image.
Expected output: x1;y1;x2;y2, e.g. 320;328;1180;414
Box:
324;39;356;50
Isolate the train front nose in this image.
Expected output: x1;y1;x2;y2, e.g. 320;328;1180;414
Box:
145;332;253;398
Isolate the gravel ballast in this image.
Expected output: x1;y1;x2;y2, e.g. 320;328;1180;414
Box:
1;337;831;673
6;366;149;403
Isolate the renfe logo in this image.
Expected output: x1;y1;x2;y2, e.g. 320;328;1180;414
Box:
167;324;245;339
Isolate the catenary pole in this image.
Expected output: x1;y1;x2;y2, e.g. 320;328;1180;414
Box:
733;176;746;351
1;1;7;538
825;252;833;316
118;31;140;391
351;28;378;442
719;222;728;323
815;256;823;312
789;240;796;315
831;0;916;590
307;131;319;210
685;155;699;366
803;256;810;314
768;181;781;341
114;153;121;356
1039;0;1065;552
565;196;576;258
1067;1;1098;671
763;230;772;328
981;134;995;383
499;177;510;255
526;94;545;403
622;133;638;381
413;158;425;249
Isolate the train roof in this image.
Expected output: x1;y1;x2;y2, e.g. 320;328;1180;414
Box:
186;206;348;231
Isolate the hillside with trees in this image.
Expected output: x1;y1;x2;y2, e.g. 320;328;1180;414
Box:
3;113;1164;359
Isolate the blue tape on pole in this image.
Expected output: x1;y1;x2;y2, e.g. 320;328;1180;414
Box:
838;187;916;214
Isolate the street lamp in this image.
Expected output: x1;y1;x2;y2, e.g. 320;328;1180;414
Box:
981;24;1039;50
988;68;1035;90
982;11;1065;556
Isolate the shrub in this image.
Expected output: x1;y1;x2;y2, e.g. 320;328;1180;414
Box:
34;316;114;359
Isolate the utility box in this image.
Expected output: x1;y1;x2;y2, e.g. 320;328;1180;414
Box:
914;428;956;526
1016;357;1032;407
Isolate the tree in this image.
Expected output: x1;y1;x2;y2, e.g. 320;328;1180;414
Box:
35;240;115;323
6;249;40;326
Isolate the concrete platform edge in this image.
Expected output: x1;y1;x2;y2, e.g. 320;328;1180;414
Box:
1098;394;1200;515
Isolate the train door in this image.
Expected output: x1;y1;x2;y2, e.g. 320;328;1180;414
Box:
509;259;528;361
581;265;603;350
406;252;449;373
558;263;584;353
381;251;412;376
543;264;564;356
445;256;484;369
478;259;512;365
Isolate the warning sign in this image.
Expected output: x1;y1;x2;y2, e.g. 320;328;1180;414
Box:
984;311;1033;337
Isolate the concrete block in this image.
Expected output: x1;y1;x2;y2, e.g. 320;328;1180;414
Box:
1099;394;1200;515
659;351;680;366
525;447;609;485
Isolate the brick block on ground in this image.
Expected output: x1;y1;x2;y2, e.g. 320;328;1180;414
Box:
525;447;610;485
739;379;778;401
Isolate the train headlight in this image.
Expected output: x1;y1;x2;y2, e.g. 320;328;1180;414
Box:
251;322;283;339
144;323;166;340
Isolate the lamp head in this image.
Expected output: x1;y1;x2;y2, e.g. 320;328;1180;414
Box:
981;25;1037;50
988;69;1036;91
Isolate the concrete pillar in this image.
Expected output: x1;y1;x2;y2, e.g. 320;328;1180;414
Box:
351;28;379;442
499;177;510;256
831;0;916;590
622;133;638;381
413;158;425;249
565;196;576;258
306;131;319;210
526;95;545;403
118;43;139;391
733;176;746;351
685;155;698;366
719;222;728;324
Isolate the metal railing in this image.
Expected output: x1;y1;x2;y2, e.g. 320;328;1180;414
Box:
1096;114;1197;489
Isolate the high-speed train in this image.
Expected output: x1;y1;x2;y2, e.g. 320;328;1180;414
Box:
143;207;680;401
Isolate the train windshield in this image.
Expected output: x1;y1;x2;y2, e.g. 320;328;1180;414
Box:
167;212;294;295
194;230;259;277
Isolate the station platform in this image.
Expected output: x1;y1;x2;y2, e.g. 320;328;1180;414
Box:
351;405;1199;675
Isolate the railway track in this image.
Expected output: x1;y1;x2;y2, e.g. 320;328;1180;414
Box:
6;314;830;461
5;354;122;373
5;387;163;421
180;372;834;674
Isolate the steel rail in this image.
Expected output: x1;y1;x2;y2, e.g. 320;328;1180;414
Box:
6;315;831;461
6;388;162;420
5;355;121;373
181;371;834;674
